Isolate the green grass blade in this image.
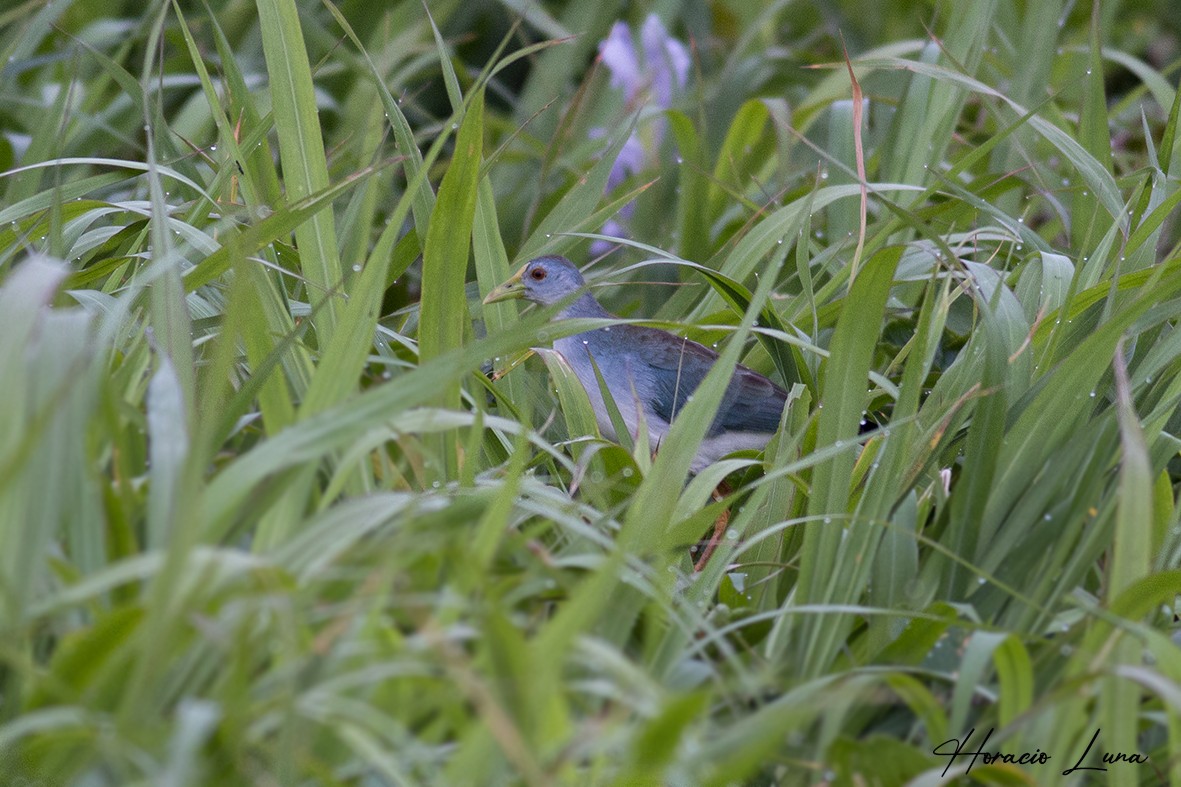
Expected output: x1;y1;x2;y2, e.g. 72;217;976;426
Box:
257;0;344;340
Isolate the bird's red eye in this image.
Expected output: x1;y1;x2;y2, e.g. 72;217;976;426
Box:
530;267;547;281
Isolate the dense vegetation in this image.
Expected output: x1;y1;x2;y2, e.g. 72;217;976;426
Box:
2;0;1180;783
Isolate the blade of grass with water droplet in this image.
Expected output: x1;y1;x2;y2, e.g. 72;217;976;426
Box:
419;88;484;475
257;0;344;340
794;245;899;678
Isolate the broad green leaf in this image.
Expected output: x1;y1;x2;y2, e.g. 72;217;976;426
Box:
419;87;484;417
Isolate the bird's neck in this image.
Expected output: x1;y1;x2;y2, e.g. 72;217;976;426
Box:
557;291;610;320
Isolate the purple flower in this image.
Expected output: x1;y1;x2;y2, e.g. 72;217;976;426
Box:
591;15;690;252
599;15;690;109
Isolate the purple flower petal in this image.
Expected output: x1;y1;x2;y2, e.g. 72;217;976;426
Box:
599;21;642;102
640;14;690;109
590;218;630;257
608;132;647;191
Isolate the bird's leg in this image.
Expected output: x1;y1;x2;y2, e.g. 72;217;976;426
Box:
694;479;733;572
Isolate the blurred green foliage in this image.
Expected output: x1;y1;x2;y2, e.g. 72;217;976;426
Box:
1;0;1181;784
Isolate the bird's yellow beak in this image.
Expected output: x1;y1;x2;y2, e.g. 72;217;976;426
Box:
482;264;528;304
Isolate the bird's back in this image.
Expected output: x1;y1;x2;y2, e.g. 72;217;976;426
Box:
556;323;787;459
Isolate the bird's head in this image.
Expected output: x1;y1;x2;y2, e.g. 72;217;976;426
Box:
483;255;587;307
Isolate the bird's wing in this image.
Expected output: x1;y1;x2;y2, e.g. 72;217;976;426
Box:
631;327;787;437
713;364;788;435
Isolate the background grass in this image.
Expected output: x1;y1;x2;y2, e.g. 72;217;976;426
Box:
2;0;1181;784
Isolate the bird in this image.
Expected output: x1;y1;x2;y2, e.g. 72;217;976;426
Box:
484;255;789;568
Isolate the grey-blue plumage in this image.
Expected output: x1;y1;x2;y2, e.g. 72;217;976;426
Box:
484;255;788;473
